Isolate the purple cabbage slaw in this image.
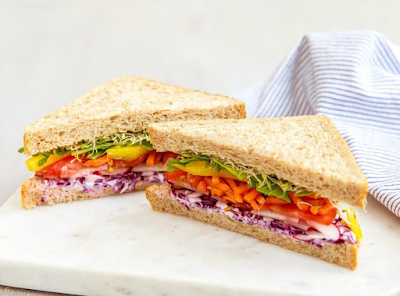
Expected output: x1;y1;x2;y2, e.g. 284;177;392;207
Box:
170;184;357;247
42;171;165;193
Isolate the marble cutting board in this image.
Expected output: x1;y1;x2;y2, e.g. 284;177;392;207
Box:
0;189;399;296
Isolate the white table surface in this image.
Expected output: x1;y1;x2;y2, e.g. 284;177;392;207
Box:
0;189;399;296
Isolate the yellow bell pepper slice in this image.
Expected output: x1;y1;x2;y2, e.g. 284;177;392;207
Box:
26;151;71;172
106;146;150;162
173;161;238;180
345;208;362;241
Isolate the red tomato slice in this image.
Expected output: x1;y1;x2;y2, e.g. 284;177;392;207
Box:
268;204;337;226
162;152;179;165
165;170;187;182
44;155;86;179
127;155;147;168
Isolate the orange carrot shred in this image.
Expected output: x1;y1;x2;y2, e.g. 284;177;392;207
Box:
224;195;237;204
256;196;265;205
236;184;251;194
214;182;230;192
154;152;163;165
145;151;157;166
84;155;108;167
244;189;259;202
224;178;238;190
197;180;207;193
203;177;212;188
212;176;220;185
211;188;225;196
234;191;244;203
310;206;319;215
250;200;261;211
318;200;333;215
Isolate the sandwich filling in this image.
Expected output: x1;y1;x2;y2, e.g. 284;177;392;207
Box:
20;132;177;193
165;153;362;246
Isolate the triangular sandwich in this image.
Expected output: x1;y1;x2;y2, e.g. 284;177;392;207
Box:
146;115;368;270
20;76;246;209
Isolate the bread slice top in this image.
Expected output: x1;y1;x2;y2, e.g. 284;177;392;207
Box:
148;115;368;208
24;76;246;156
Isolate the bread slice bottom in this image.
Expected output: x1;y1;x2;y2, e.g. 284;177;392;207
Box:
21;176;160;209
146;184;358;270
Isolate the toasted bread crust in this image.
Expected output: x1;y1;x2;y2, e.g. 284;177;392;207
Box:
21;176;158;209
146;184;358;270
23;76;246;156
148;115;368;208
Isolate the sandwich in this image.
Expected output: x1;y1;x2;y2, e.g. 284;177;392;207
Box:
145;115;368;270
20;76;246;209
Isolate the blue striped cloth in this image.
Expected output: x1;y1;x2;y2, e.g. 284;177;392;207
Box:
234;31;400;217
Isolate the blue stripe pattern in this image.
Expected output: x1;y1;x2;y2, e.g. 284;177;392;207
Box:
235;31;400;217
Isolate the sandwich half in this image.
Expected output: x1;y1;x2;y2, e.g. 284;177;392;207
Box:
20;76;245;209
146;115;368;270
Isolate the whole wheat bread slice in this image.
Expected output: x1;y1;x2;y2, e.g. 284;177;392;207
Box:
146;184;358;270
148;115;368;208
21;177;159;209
24;76;246;156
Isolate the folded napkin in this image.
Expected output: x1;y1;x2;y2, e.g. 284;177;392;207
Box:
234;31;400;217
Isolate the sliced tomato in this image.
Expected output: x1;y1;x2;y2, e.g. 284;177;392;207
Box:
165;170;187;182
127;155;147;168
268;204;337;226
43;155;86;179
162;152;179;165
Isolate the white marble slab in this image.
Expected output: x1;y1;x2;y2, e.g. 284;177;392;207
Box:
0;189;399;295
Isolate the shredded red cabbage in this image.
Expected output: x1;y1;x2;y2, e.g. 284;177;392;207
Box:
42;171;165;193
170;184;357;247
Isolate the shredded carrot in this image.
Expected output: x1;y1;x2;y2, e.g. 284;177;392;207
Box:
154;152;163;165
197;180;208;193
211;188;225;196
84;155;108;167
145;151;157;166
224;178;238;189
212;176;220;185
234;191;244;203
236;184;251;194
310;206;319;215
256;196;265;205
168;171;336;221
318;200;334;215
224;188;235;198
204;177;213;187
250;200;261;211
223;195;237;204
214;182;230;192
244;189;259;202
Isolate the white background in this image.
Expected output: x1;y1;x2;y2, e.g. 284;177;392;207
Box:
1;0;400;204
